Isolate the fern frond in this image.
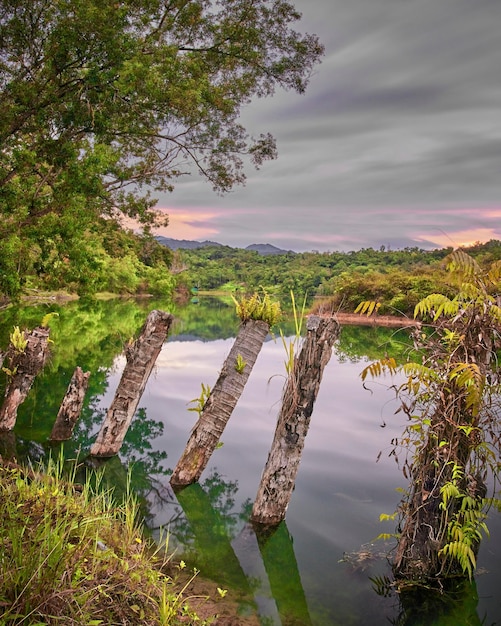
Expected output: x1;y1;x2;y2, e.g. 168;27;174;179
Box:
361;356;397;381
458;282;483;301
232;291;281;326
439;541;476;579
486;260;501;285
446;249;481;279
448;363;484;416
355;300;381;317
488;304;501;324
41;312;59;328
402;362;438;385
414;293;458;320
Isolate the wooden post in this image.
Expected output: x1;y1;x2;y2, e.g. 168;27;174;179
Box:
90;310;173;457
0;430;17;461
251;315;340;525
170;318;270;487
49;366;91;441
0;326;51;431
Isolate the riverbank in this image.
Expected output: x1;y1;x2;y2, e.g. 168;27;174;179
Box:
0;457;260;625
333;311;420;327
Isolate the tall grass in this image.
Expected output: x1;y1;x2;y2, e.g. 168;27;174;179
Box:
0;455;210;625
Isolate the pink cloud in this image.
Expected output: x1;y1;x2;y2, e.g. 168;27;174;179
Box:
417;228;501;249
153;208;221;240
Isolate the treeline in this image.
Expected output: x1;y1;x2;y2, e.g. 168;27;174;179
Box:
175;239;501;315
1;220;174;299
0;1;321;305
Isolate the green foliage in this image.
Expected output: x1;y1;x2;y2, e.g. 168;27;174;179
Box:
279;291;308;374
0;0;323;297
360;356;397;382
414;293;460;320
172;239;501;321
232;290;281;326
361;249;501;582
448;363;484;417
0;457;210;624
188;383;212;418
355;300;381;316
234;353;247;374
9;325;27;353
438;466;491;580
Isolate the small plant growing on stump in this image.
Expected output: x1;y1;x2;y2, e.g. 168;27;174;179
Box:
188;383;212;417
234;354;246;374
361;249;501;587
231;289;281;326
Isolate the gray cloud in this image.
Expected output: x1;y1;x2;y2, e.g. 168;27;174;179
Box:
158;0;501;251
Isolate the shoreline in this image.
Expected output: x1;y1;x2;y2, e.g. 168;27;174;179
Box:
332;312;420;328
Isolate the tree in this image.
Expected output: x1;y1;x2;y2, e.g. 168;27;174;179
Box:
362;250;501;586
0;0;323;296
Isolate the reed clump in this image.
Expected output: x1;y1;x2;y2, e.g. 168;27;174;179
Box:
0;456;210;625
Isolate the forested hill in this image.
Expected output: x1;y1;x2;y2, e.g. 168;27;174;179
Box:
171;239;501;316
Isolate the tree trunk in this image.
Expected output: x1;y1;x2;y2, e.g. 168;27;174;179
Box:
251;315;340;525
0;326;51;431
49;366;90;441
90;310;173;457
170;318;270;487
393;403;485;581
0;430;17;461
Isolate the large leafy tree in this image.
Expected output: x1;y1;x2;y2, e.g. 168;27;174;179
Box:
0;0;323;296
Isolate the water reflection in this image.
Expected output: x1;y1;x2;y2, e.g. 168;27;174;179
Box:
387;580;483;626
172;476;312;625
1;297;500;625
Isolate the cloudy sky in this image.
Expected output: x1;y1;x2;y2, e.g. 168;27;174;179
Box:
154;0;501;252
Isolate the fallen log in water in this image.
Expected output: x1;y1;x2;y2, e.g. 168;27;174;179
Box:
333;312;420;328
90;310;173;457
49;366;90;441
251;315;340;525
0;326;51;431
170;318;270;487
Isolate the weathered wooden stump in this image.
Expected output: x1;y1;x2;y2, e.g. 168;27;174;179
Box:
170;318;270;487
0;430;17;461
49;366;91;441
90;310;173;457
251;315;340;525
0;326;51;431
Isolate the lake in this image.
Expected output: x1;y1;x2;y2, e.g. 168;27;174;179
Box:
1;296;500;625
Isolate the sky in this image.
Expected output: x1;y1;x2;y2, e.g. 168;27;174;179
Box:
153;0;501;253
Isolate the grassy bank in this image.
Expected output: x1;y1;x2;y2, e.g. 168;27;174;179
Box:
0;456;228;625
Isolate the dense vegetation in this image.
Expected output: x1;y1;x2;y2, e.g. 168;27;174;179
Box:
174;239;501;315
0;0;322;300
362;250;501;586
0;457;223;625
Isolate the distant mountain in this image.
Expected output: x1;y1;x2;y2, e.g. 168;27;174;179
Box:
156;236;295;255
155;236;224;250
245;243;295;255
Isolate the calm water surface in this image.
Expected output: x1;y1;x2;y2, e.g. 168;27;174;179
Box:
1;297;500;625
